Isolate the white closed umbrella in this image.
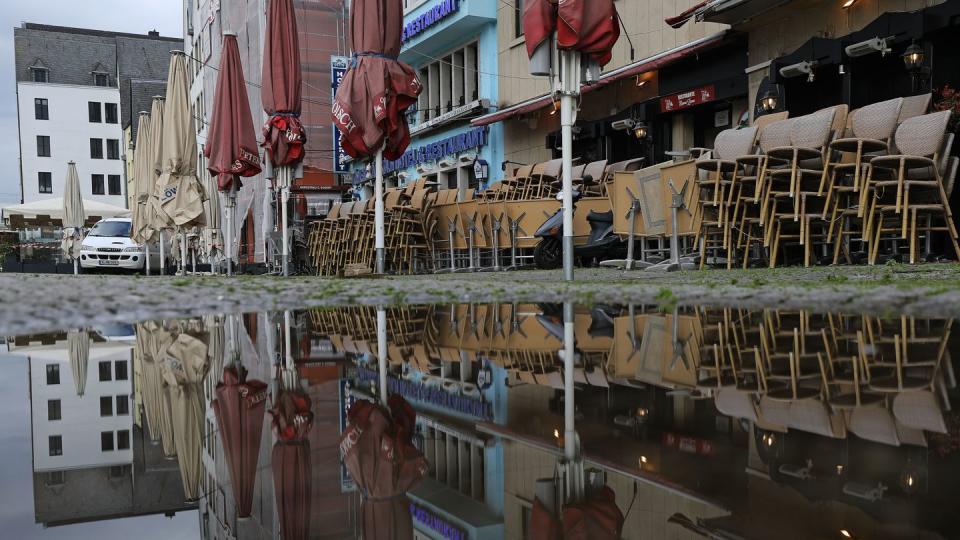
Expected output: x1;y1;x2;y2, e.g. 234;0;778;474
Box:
131;112;153;274
147;96;169;274
61;161;85;274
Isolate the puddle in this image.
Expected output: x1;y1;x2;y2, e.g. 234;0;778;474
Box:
2;303;959;539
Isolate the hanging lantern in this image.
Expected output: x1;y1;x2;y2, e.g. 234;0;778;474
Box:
760;89;779;112
633;121;648;139
902;42;925;71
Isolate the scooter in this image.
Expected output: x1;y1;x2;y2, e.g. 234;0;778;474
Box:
533;179;625;269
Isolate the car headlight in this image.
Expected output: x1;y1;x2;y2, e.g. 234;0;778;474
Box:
81;243;94;250
123;247;141;252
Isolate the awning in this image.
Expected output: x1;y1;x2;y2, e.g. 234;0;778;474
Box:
664;0;796;28
471;31;729;127
2;198;130;221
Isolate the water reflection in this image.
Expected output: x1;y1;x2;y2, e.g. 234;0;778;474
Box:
5;303;960;539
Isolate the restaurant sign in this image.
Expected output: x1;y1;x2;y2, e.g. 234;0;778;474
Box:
384;126;488;174
330;55;350;174
402;0;461;43
662;432;715;456
660;84;716;113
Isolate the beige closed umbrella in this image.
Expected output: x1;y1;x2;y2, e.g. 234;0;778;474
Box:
161;332;209;501
156;52;204;275
130;112;153;271
146;96;169;274
61;162;85;274
67;330;90;397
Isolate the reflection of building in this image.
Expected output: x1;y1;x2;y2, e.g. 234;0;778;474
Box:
7;332;196;528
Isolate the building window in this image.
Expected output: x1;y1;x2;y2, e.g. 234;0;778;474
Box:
91;174;105;195
33;68;49;83
107;174;122;196
89;102;102;123
94;73;109;87
37;135;50;157
116;395;129;415
100;396;113;417
515;0;525;39
46;471;65;486
105;103;118;124
106;139;120;160
110;465;129;478
45;364;59;385
34;98;48;120
49;435;62;456
90;138;103;159
47;399;61;421
101;431;114;452
416;42;480;124
38;171;52;194
115;361;128;381
98;360;111;381
117;430;130;450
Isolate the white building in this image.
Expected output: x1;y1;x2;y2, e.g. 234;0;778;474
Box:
17;82;126;207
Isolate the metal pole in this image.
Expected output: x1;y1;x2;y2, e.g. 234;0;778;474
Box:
377;307;388;406
284;310;293;371
144;243;151;276
159;229;166;276
559;51;578;282
180;230;187;276
563;301;575;462
281;167;290;277
73;258;78;275
375;148;386;274
227;185;236;277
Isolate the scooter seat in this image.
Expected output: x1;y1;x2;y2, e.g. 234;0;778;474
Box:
586;210;614;224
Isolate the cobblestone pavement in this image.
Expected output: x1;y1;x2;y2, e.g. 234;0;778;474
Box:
4;263;960;335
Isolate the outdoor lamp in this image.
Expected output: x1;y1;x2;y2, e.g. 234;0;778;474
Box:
550;94;561;116
760;89;779;112
902;41;924;71
841;0;857;8
633;121;648;139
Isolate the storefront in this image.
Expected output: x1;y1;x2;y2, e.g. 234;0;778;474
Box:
348;0;503;198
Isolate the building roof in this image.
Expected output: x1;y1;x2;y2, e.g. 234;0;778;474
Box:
20;22;181;43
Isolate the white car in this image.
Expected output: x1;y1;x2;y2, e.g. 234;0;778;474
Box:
79;218;164;272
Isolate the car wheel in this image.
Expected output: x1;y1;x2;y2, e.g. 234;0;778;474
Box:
534;238;563;270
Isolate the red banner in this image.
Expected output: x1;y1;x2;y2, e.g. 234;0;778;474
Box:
662;432;716;456
660;84;716;113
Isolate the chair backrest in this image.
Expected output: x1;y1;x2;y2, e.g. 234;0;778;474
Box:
326;203;341;221
606;158;645;174
898;93;932;124
714;126;758;160
571;164;586;180
583;160;608;181
339;201;355;216
893;110;951;157
515;165;534;180
825;104;849;140
759;118;794;153
541;158;563;179
752;111;789;131
851;97;903;140
384;189;404;209
790;107;836;149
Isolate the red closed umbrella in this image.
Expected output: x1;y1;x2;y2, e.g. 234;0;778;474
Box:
212;364;267;519
331;0;421;160
340;395;428;539
270;386;314;540
261;0;305;167
523;0;620;68
531;486;624;540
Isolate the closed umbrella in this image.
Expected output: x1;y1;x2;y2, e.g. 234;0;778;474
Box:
212;363;267;518
146;96;168;275
340;395;427;539
206;32;262;276
158;51;205;275
141;321;177;457
161;332;209;501
262;0;306;276
332;0;421;274
130;112;154;274
271;383;314;540
67;330;89;397
60;161;84;274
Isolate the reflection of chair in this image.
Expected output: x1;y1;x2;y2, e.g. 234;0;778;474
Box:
893;390;947;433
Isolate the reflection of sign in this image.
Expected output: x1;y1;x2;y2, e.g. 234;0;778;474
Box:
357;366;493;419
476;359;493;389
331;55;350;174
410;99;486;135
402;0;461;43
473;159;489;181
384;126;488;174
410;502;467;540
339;376;357;492
660;85;716;113
662;432;715;456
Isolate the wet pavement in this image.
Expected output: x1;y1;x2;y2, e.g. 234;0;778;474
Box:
3;300;960;539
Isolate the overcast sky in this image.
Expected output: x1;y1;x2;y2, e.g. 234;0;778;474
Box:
0;0;182;206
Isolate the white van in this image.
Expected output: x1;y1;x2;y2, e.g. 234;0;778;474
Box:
79;218;165;272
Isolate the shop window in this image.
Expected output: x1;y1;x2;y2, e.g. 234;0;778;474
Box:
92;174;105;195
45;364;59;385
47;399;61;421
108;174;122;195
416;41;479;125
49;435;62;456
34;98;48;120
38;172;52;194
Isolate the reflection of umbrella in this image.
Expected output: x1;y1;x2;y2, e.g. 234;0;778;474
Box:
161;333;209;501
364;497;413;540
340;396;427;539
205;33;262;276
60;162;84;273
271;386;314;540
67;331;89;397
262;0;305;276
332;0;422;273
213;364;267;518
140;322;177;457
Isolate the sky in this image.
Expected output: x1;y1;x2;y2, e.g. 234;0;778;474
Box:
0;0;183;206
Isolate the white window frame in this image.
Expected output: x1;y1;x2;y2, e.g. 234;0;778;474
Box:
414;40;480;126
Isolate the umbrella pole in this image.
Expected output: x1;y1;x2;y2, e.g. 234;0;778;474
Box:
562;300;584;502
144;243;151;276
227;186;236;277
558;50;580;283
73;258;78;275
282;167;290;277
375;147;385;275
377;307;388;406
180;230;187;276
159;230;166;276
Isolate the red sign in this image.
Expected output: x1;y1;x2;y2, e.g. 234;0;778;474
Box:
660;85;716;113
662;432;716;456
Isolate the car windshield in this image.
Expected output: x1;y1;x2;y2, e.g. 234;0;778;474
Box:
87;221;131;237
